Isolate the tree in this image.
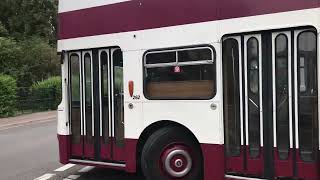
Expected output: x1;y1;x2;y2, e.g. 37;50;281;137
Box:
0;74;17;117
0;37;22;77
17;37;60;87
0;0;60;88
0;0;58;44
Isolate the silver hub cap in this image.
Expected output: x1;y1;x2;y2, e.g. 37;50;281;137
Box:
164;149;192;178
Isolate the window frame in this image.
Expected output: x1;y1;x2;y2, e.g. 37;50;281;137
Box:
296;30;318;162
222;38;242;157
143;44;217;100
98;49;110;144
245;36;262;158
68;52;82;143
274;33;290;160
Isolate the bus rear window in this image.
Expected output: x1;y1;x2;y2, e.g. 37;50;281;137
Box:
145;51;176;64
144;46;216;99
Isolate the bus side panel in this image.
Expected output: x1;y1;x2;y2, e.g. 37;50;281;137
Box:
124;139;138;173
123;50;145;173
58;135;71;164
201;144;225;180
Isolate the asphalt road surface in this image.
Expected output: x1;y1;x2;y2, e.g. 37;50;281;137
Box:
0;113;143;180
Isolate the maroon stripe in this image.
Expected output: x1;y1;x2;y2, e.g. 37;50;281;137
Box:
58;0;319;40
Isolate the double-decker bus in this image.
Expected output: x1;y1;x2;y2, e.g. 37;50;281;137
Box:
57;0;320;179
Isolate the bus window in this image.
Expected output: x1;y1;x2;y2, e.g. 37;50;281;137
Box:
70;54;81;144
113;49;124;147
275;34;290;160
144;46;216;99
297;31;318;162
100;51;109;144
223;39;241;157
145;51;176;64
178;48;212;62
247;37;260;158
84;53;93;144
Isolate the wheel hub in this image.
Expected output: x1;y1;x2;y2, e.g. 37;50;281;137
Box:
161;145;193;178
175;159;183;168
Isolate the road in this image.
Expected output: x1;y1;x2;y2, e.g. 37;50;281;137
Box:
0;112;143;180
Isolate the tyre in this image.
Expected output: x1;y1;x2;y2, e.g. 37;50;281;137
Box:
141;127;203;180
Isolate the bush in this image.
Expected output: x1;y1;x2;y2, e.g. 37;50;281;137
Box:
31;76;62;111
0;74;17;117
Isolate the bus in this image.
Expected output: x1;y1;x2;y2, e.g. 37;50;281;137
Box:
57;1;320;180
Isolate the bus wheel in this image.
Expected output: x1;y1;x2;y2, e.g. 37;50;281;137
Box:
141;127;203;180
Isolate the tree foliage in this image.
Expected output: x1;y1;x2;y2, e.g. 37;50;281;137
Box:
0;0;58;44
31;76;61;110
0;37;22;76
0;0;60;88
17;37;60;87
0;74;17;117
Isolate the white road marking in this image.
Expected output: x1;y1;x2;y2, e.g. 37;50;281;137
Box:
78;166;95;173
34;173;55;180
66;175;81;179
225;175;266;180
54;164;76;172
